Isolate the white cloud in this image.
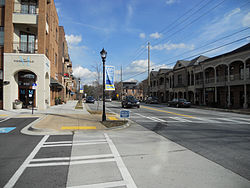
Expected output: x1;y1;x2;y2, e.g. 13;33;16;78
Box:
125;59;151;75
166;0;177;5
124;78;138;82
139;33;146;39
151;43;194;51
242;12;250;27
150;32;162;39
200;8;242;40
73;66;97;84
66;34;82;46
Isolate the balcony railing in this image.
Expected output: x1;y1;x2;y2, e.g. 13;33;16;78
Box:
229;73;244;81
13;42;38;54
14;2;38;14
195;79;204;85
205;78;215;84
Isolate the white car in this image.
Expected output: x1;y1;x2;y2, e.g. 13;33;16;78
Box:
105;98;112;102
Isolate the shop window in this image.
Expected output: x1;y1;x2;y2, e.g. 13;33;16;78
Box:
0;27;3;46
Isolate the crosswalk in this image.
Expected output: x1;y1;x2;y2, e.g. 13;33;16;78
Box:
133;113;250;124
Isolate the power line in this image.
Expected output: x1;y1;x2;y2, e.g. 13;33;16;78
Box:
124;36;250;81
157;27;250;65
154;0;215;45
152;0;227;46
124;0;215;68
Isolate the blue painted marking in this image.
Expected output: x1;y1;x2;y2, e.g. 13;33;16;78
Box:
0;127;16;133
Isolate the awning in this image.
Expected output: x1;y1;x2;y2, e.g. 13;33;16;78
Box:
50;77;64;88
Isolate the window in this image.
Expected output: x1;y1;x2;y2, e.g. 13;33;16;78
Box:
178;75;182;84
0;27;4;45
21;0;37;14
0;0;5;6
20;32;35;53
55;53;57;66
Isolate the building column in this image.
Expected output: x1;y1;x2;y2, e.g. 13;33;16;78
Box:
227;66;231;108
189;72;191;86
227;85;231;108
203;71;206;105
215;87;217;103
243;84;248;108
243;62;248;108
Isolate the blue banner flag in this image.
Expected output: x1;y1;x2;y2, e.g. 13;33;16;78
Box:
105;66;115;91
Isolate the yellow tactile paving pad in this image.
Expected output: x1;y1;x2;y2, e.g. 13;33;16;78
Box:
108;117;118;120
61;126;96;130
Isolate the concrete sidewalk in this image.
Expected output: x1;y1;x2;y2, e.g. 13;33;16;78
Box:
66;121;250;188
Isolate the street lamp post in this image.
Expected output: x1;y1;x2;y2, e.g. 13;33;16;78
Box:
100;48;107;121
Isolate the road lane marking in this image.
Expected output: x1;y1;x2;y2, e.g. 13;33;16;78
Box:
0;114;8;116
31;154;114;162
216;118;250;124
4;135;49;188
168;117;193;122
147;116;167;122
42;142;107;147
141;105;194;118
67;180;127;188
28;158;115;167
61;126;96;130
44;139;106;145
104;133;137;188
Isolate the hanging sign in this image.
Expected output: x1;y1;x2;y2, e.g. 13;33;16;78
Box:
80;85;84;93
105;66;115;91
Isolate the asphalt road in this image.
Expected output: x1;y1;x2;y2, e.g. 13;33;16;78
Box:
0;118;73;188
88;101;250;181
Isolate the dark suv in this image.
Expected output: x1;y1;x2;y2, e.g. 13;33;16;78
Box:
86;96;95;103
121;96;140;108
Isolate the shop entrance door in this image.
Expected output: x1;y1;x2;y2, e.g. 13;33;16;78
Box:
18;71;36;108
19;88;35;108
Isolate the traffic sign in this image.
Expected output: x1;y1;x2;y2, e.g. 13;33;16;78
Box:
32;83;37;90
120;110;130;118
0;127;16;133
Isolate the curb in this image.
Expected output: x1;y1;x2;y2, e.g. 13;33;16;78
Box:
21;114;72;135
105;121;131;131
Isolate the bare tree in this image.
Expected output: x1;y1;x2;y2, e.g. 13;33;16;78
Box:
92;62;102;111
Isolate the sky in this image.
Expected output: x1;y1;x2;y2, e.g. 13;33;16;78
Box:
54;0;250;85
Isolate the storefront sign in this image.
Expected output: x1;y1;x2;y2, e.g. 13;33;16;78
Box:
14;56;34;66
105;65;115;91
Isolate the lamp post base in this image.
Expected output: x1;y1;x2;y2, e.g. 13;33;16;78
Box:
102;113;106;121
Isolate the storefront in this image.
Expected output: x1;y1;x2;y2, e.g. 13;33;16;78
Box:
3;53;50;110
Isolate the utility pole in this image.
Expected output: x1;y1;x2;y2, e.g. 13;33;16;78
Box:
148;42;150;98
121;65;123;101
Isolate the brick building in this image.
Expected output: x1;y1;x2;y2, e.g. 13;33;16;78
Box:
148;43;250;109
0;0;76;110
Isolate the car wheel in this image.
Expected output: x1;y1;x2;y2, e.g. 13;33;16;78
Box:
137;105;140;108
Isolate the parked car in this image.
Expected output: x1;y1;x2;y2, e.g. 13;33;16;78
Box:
145;96;159;104
86;96;95;103
167;98;191;108
122;96;140;108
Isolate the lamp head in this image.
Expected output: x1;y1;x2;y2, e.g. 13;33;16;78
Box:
100;48;107;59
